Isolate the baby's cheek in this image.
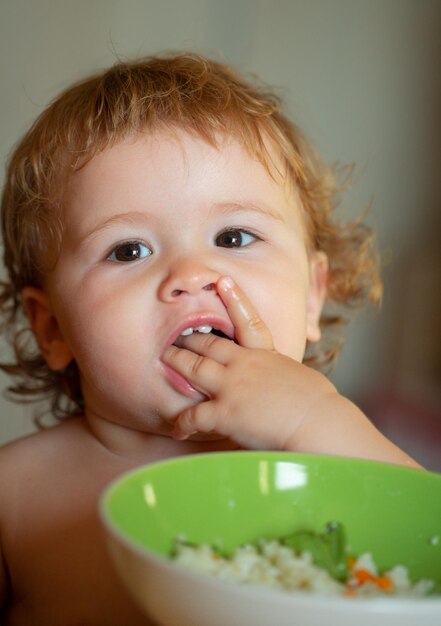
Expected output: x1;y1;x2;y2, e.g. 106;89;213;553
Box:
274;333;307;361
260;303;308;360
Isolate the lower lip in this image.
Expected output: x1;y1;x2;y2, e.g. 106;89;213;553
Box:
161;362;205;400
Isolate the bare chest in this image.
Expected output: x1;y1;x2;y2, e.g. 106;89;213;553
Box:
2;472;154;625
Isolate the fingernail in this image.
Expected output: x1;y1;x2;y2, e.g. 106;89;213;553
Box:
219;276;234;290
172;428;190;441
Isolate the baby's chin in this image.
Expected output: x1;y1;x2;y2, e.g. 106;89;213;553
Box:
153;390;203;423
148;409;233;446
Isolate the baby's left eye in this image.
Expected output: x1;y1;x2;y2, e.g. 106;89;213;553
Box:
215;229;258;248
107;241;152;262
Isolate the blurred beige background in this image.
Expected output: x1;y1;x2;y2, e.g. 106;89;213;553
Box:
1;0;440;466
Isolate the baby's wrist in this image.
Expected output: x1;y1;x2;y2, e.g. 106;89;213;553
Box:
281;384;342;452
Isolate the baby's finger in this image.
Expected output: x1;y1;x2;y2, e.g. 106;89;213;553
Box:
172;401;220;440
162;345;224;396
174;331;237;365
217;276;274;350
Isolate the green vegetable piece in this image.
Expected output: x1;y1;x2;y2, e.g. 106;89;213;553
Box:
321;522;348;581
282;522;348;582
283;531;337;577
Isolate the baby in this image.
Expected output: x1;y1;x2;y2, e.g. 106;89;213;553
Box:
0;53;419;625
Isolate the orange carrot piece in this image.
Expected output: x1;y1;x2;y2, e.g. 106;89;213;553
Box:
353;568;394;593
376;575;394;591
355;569;376;585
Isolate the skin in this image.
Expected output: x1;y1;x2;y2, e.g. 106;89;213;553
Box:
0;129;419;626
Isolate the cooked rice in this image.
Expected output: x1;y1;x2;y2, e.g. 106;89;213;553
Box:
173;540;435;598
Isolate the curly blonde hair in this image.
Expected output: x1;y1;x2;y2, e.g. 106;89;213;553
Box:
0;52;382;421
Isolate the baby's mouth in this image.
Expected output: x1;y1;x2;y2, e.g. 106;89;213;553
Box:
172;325;231;347
162;319;235;398
176;325;229;339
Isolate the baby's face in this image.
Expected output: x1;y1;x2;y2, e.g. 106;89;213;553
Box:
42;129;326;432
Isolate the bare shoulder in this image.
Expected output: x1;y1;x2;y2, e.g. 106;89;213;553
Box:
0;421;91;611
0;417;152;624
0;417;89;477
0;418;109;512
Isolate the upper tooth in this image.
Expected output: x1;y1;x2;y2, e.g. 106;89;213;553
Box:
180;325;213;337
196;325;212;334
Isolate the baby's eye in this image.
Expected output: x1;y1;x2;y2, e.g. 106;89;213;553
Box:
107;241;152;262
215;228;258;248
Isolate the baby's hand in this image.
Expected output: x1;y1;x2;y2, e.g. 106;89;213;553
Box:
162;276;336;450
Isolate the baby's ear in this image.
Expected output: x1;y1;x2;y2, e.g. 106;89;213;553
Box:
21;287;73;371
306;252;328;343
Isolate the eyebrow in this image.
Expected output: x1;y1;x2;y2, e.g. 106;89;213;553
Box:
209;201;287;223
79;211;154;243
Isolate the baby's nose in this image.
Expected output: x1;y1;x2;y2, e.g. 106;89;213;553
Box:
158;259;220;302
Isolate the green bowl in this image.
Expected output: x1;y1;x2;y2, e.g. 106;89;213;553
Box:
100;452;441;626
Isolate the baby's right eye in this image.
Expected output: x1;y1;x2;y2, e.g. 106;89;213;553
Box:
107;241;152;262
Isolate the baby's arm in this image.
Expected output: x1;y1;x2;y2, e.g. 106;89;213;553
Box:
0;545;6;613
163;277;420;468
